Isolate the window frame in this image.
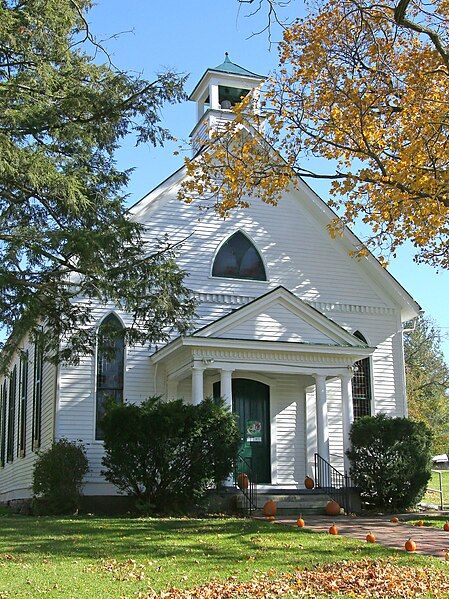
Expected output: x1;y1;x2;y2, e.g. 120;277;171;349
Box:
7;365;17;463
351;331;373;419
211;230;268;283
0;379;6;467
18;350;28;458
32;333;44;451
94;313;125;442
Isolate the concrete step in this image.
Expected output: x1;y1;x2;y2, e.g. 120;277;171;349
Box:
253;507;325;516
236;491;332;514
255;487;329;495
256;495;329;506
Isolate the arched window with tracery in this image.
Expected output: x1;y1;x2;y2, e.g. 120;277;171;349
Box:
212;231;266;281
352;331;372;419
96;314;125;440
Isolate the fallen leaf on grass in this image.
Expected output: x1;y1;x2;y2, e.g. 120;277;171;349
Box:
85;558;146;582
141;558;449;599
0;554;21;563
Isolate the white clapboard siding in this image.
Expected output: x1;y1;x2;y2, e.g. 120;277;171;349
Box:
326;378;345;470
212;304;337;344
194;301;242;331
55;301;156;490
305;386;317;477
328;310;406;416
0;335;56;502
272;375;308;485
136;189;390;308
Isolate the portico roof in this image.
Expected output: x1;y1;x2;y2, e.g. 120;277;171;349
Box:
192;286;366;347
151;287;374;369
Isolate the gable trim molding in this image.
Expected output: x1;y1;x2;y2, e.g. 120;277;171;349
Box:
193;291;397;316
193;286;367;347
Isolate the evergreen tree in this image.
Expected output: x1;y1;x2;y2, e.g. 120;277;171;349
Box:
0;0;195;368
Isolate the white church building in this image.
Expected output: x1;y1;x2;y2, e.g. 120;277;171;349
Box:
0;55;420;506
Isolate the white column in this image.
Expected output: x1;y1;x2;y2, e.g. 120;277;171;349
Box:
341;372;354;474
220;368;234;411
315;374;330;463
209;81;220;109
196;101;204;122
252;87;261;114
220;367;235;487
192;364;205;405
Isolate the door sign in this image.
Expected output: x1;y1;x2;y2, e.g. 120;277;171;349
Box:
246;420;262;442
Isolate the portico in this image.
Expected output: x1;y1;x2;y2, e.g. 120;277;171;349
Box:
152;330;372;485
151;286;374;485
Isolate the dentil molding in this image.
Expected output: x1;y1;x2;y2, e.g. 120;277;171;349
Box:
194;291;396;316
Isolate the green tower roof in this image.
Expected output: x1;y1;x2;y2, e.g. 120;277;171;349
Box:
189;54;266;101
211;53;265;79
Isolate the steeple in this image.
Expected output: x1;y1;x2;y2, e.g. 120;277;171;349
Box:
189;53;266;154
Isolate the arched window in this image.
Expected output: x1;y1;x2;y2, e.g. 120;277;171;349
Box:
352;331;372;419
96;314;125;440
212;232;266;281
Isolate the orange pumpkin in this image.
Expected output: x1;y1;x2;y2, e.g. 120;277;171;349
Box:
296;514;305;528
390;516;399;524
416;520;424;527
237;472;249;490
325;500;341;517
366;531;376;543
405;538;416;552
304;476;315;490
443;522;449;532
262;500;277;517
329;523;339;535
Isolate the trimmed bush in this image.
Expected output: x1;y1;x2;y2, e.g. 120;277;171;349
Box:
32;439;89;514
347;413;433;511
101;396;240;513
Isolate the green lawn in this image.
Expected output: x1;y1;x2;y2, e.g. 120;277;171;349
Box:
424;470;449;507
408;515;449;528
0;514;445;598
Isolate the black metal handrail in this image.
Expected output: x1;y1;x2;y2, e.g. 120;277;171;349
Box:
234;451;257;514
314;453;353;514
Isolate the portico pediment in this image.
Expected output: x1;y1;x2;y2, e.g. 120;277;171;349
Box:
193;286;364;348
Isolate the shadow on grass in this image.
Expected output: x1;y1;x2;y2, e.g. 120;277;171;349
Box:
0;515;398;567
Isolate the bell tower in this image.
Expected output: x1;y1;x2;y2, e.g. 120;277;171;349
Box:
189;53;265;154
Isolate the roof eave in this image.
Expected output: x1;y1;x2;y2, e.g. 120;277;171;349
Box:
189;69;266;102
150;334;374;365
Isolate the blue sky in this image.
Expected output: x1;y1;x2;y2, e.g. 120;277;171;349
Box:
88;0;449;358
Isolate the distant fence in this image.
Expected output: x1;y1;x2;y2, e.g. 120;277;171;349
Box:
423;469;445;510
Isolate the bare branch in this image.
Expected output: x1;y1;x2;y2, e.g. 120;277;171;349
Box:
393;0;449;69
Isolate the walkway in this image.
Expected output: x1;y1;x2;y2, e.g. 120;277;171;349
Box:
267;515;449;558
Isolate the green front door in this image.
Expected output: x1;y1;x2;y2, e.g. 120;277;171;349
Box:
214;378;271;484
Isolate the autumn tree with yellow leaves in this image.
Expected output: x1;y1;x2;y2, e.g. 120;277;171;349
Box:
180;0;449;268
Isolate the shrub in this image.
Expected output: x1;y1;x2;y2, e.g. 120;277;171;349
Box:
101;396;240;513
347;413;433;511
32;438;89;514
